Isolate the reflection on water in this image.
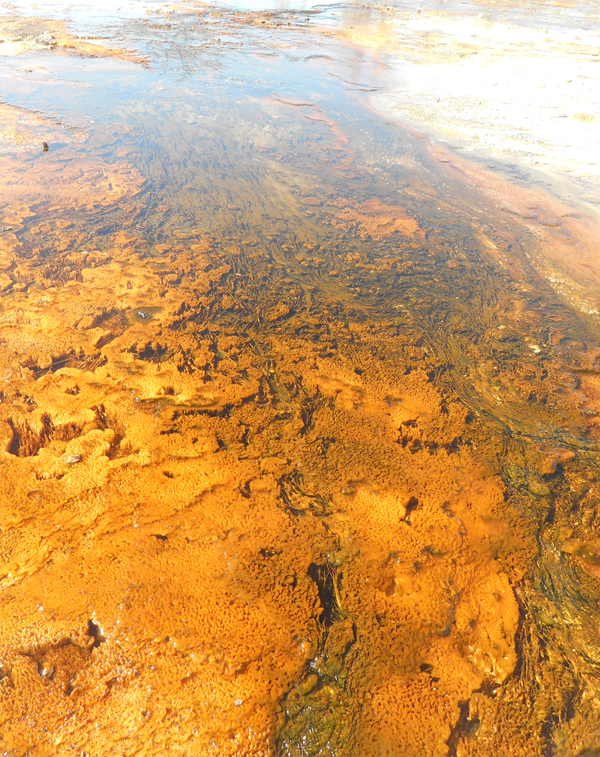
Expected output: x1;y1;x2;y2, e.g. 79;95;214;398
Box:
1;2;600;756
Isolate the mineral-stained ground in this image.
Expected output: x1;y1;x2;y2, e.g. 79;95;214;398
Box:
1;3;600;756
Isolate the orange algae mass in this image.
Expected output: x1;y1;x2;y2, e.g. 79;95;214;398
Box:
0;153;144;222
0;260;316;754
0;157;598;751
361;673;457;757
330;198;423;240
0;197;523;753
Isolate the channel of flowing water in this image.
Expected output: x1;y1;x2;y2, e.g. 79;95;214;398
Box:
1;2;600;755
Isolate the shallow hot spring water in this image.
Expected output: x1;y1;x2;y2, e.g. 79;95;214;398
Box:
1;2;600;755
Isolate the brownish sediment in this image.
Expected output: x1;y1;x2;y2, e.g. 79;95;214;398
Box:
422;144;600;316
0;16;149;64
313;0;600;216
0;103;73;148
